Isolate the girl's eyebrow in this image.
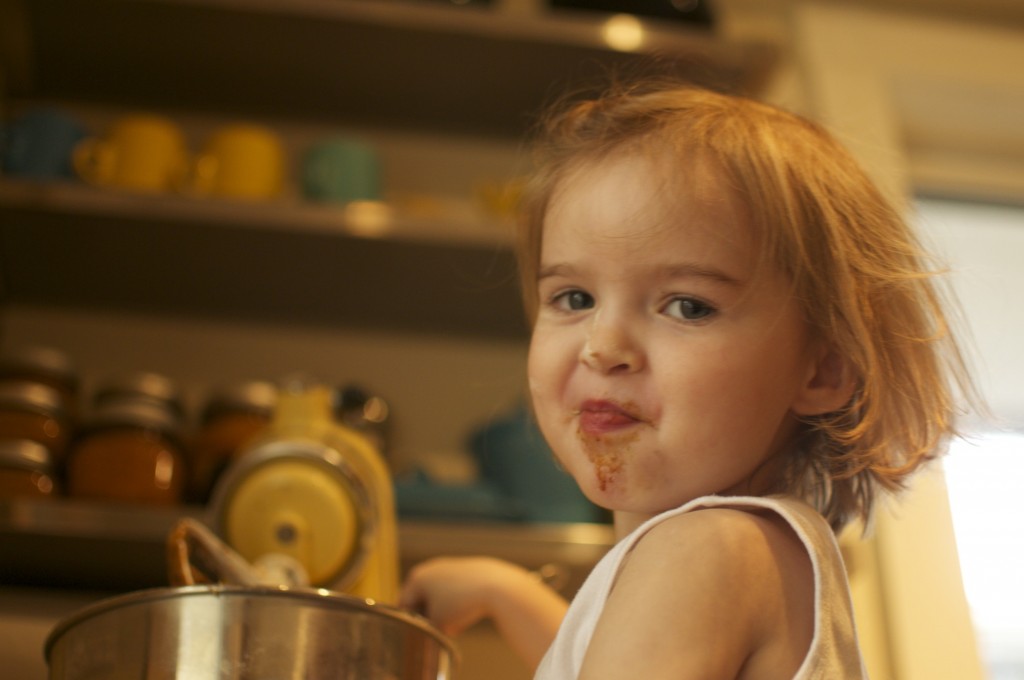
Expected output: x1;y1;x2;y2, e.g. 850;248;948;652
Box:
536;263;575;281
537;262;745;287
662;263;746;287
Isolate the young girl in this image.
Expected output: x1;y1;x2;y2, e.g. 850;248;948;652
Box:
400;82;975;679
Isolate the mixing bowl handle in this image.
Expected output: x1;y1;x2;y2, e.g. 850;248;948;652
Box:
167;517;267;586
165;517;309;589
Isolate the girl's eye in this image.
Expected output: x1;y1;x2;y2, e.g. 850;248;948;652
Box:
553;289;594;311
664;297;716;321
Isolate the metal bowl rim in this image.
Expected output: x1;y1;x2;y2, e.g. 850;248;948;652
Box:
44;584;456;661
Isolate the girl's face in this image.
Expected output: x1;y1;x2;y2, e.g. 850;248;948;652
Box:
527;152;821;524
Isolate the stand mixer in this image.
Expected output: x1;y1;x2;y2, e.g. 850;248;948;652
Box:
206;380;399;603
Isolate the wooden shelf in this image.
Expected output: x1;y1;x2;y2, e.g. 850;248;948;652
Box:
0;0;776;339
0;498;613;592
0;179;528;339
3;0;776;137
0;178;515;247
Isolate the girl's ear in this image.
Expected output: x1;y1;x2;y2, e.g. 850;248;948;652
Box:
792;345;857;416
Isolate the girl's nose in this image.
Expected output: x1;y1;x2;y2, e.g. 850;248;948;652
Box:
580;316;644;374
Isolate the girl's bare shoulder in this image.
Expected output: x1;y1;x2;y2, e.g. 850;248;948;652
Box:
579;507;814;680
636;505;807;566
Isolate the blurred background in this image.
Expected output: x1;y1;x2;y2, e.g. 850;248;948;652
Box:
0;1;1021;679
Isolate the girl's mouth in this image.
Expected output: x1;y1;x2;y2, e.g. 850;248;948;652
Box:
573;399;643;492
575;399;643;435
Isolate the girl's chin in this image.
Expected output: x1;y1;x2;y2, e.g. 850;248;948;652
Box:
575;469;633;506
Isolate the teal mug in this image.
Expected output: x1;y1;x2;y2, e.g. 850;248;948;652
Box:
301;137;381;204
470;404;606;524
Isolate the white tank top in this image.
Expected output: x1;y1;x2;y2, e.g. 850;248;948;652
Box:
534;495;869;679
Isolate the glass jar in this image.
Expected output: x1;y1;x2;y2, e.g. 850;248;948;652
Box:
66;400;186;505
188;380;277;503
0;346;80;416
0;381;71;462
0;439;59;499
92;371;185;425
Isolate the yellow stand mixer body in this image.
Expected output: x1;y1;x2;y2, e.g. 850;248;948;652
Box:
209;383;399;603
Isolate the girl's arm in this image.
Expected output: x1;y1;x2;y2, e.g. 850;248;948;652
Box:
579;508;814;680
400;556;569;670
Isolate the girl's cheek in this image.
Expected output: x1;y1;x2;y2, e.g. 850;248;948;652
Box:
526;371;549;408
527;336;557;390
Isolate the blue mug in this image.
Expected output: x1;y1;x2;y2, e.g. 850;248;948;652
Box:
1;108;89;180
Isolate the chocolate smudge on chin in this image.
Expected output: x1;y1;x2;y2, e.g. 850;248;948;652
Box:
577;428;637;491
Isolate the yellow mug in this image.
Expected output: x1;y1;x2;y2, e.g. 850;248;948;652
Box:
189;123;286;200
73;114;188;193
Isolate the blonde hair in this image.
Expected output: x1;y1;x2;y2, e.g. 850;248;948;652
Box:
518;82;978;531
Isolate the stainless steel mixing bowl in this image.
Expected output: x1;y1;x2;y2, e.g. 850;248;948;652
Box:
45;585;457;680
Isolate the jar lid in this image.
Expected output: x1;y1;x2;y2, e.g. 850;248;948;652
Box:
0;438;54;473
0;346;79;390
201;380;278;423
82;399;182;442
93;371;185;420
0;381;68;419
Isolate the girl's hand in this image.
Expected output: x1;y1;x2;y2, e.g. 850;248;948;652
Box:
400;556;513;635
400;556;569;670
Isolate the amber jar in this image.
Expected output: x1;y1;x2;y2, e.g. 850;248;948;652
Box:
187;381;277;503
0;381;72;463
66;400;186;505
0;346;80;416
0;439;58;499
92;371;186;425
